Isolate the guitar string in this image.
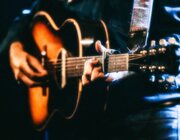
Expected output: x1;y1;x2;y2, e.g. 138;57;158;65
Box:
46;62;157;77
45;55;145;70
45;54;145;67
46;54;144;63
48;60;133;68
44;55;146;73
45;59;150;74
47;63;152;70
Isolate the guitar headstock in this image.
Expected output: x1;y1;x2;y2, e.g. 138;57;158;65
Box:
129;37;180;75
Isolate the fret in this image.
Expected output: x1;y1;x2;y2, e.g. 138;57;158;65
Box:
65;58;89;77
108;54;129;72
70;64;84;77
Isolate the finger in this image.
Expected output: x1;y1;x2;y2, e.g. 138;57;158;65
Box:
82;60;93;85
95;40;102;54
105;76;113;83
82;58;102;85
19;60;46;80
84;58;100;77
82;75;90;86
17;71;41;87
90;57;100;65
91;67;104;81
20;63;47;82
27;55;47;74
83;59;93;76
14;69;20;80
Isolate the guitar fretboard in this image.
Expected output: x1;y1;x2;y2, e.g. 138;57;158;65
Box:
49;54;129;78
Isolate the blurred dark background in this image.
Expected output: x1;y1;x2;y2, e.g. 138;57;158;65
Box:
0;0;32;42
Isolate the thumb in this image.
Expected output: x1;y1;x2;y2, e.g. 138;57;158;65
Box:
95;40;105;54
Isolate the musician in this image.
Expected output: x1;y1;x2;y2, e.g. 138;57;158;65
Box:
0;0;180;139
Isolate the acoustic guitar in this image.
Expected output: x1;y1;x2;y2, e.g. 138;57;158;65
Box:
28;11;180;131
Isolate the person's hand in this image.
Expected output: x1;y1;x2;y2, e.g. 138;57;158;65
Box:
82;41;112;86
9;41;48;87
82;57;104;85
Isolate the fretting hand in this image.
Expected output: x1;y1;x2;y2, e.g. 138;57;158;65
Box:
82;41;113;86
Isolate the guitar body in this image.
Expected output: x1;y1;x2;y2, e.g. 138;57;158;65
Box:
28;11;109;130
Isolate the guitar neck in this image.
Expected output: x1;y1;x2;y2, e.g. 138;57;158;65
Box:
64;54;129;78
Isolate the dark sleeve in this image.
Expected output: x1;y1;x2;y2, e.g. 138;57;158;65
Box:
79;79;108;119
101;0;133;53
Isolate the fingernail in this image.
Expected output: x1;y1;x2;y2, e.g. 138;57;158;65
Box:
42;69;47;74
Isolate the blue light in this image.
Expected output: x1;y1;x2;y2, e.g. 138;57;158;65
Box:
22;9;31;15
164;6;180;21
149;75;156;82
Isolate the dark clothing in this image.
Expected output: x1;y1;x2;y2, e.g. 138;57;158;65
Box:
0;0;180;140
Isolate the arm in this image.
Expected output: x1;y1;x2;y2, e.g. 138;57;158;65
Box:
0;0;48;86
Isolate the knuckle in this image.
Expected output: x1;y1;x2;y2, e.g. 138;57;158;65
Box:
29;73;36;79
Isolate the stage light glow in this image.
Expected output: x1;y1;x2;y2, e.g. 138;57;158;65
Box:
22;9;31;15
